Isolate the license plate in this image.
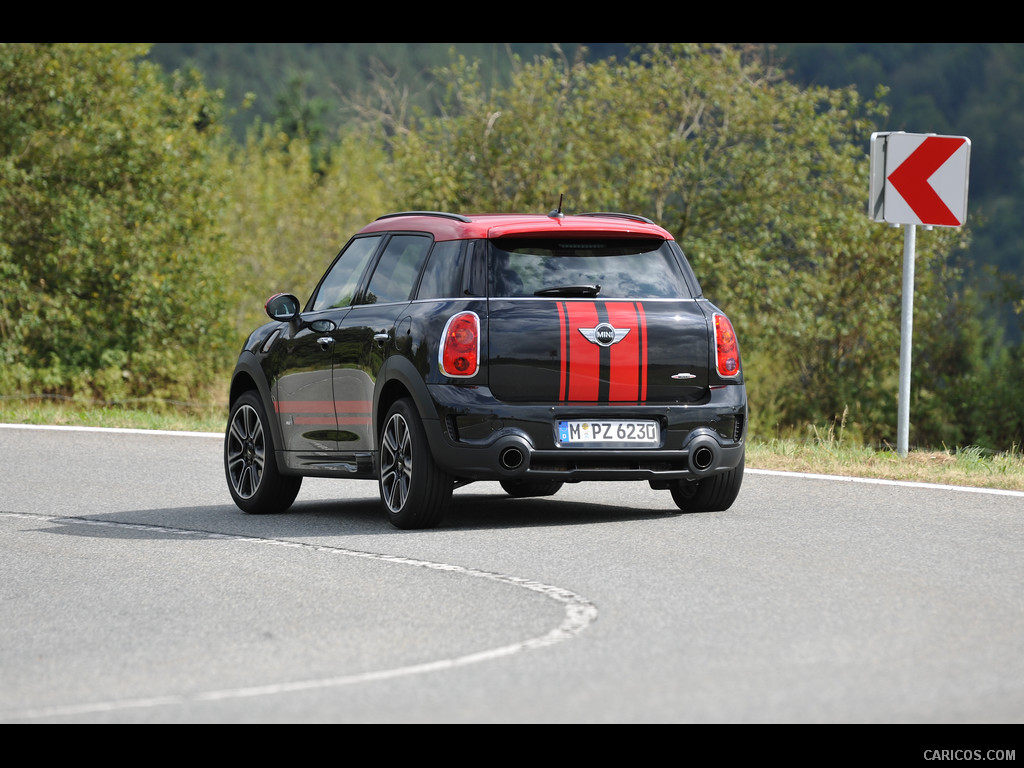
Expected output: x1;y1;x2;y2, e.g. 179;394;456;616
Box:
557;419;660;446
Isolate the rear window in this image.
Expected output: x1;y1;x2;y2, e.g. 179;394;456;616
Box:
489;238;692;299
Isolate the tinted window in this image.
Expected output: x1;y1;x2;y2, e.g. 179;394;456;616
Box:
490;238;692;299
311;235;382;311
416;240;465;300
362;235;432;305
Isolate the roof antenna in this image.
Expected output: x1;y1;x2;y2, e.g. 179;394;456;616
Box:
548;194;564;219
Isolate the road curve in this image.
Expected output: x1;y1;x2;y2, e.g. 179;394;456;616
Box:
1;424;1021;724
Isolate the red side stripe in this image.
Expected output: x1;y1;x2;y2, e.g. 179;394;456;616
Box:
275;400;334;413
276;400;372;414
277;400;372;426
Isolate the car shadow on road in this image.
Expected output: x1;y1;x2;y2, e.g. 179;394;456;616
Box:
441;491;681;530
273;484;684;533
35;488;685;541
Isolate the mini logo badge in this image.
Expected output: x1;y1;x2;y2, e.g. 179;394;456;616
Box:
579;323;630;347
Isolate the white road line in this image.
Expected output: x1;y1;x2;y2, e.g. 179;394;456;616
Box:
0;423;222;438
0;512;598;721
4;424;1020;498
746;468;1024;497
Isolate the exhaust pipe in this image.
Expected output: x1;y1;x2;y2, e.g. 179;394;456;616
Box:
691;444;716;471
685;430;721;476
500;446;525;471
493;435;532;476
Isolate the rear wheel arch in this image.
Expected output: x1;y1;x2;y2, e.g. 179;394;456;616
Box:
375;378;412;447
374;356;438;441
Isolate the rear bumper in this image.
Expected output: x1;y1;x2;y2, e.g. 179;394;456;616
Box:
422;383;747;483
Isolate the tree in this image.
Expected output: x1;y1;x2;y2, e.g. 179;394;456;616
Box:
0;43;233;405
217;122;397;337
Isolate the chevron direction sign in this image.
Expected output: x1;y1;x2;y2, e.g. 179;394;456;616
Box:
870;132;971;227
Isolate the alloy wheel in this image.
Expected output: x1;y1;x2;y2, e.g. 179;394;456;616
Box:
380;411;413;513
226;403;266;499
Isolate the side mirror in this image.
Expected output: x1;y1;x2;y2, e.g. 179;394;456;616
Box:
265;293;301;321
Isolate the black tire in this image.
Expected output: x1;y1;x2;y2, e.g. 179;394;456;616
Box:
225;390;301;514
499;479;564;498
378;398;453;529
669;452;744;513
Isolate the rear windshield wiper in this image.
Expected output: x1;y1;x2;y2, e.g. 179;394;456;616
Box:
533;284;602;297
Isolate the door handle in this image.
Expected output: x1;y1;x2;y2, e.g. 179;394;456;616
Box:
317;336;335;351
373;332;390;346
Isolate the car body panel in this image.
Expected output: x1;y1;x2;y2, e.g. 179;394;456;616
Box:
487;298;712;404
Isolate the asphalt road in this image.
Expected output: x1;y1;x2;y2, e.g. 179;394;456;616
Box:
1;424;1022;724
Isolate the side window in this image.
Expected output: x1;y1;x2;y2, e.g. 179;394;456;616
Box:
362;234;432;305
415;240;465;300
311;235;382;311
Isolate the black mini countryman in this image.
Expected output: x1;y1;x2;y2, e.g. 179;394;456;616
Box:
225;210;747;528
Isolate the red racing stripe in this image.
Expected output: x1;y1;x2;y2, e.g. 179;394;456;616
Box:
556;302;649;403
557;302;568;401
636;303;648;401
606;302;645;401
564;302;600;401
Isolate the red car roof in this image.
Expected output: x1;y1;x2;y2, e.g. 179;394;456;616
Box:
358;211;673;241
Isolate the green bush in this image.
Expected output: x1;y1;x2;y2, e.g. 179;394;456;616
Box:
0;43;234;403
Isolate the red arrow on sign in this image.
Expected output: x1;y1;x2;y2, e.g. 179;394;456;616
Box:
887;136;967;226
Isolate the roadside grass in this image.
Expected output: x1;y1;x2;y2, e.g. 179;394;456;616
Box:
749;407;1024;492
746;440;1024;492
2;396;1023;493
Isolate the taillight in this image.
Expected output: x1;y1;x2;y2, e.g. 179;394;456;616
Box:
440;312;480;377
714;313;740;378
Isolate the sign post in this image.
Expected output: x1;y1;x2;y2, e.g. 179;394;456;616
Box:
869;132;970;456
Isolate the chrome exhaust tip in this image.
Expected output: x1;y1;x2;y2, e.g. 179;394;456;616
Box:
691;444;716;471
493;435;532;476
685;431;721;476
499;446;525;471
